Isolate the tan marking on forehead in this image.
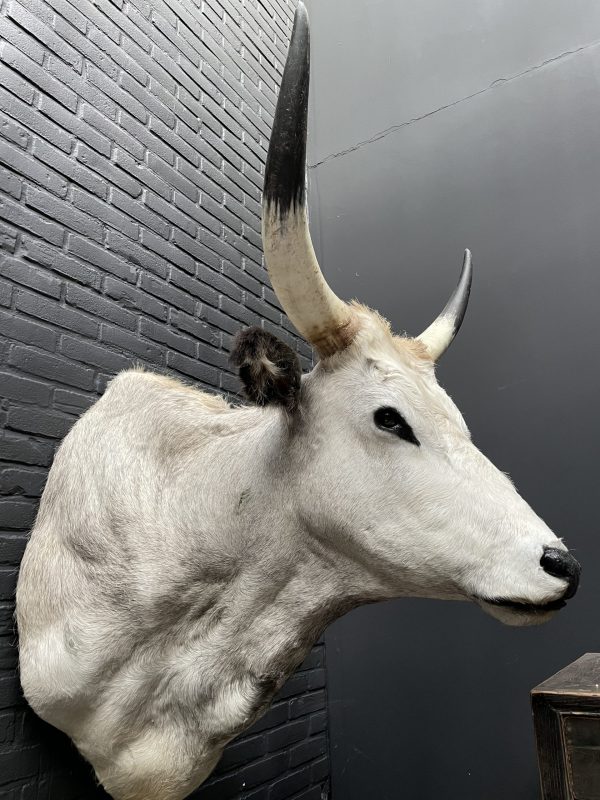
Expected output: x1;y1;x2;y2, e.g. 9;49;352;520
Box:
393;336;432;362
346;302;433;363
309;312;361;358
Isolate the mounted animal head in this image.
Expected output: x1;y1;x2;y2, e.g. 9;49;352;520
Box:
13;8;584;799
241;2;580;626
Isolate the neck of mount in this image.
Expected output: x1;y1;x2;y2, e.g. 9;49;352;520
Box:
202;408;389;688
226;516;386;685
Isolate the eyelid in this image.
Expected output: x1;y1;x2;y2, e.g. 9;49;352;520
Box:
374;407;421;446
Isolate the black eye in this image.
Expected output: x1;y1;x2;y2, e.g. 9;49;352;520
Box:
374;406;420;446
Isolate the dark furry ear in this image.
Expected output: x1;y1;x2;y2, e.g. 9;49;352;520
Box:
230;327;301;413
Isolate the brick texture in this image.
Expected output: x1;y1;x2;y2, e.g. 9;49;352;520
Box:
0;0;328;797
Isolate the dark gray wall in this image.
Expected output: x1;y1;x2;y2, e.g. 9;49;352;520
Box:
306;1;600;798
0;0;330;798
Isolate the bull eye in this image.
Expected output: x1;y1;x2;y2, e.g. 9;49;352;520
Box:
374;407;420;446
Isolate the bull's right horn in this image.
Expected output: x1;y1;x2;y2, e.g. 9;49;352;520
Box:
262;2;358;358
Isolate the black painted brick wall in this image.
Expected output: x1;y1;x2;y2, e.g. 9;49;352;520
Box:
0;0;330;797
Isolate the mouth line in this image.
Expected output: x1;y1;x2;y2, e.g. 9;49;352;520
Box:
475;596;567;614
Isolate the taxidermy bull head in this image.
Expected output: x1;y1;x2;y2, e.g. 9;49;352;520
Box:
16;3;580;799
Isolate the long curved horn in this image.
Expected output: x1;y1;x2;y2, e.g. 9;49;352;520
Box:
417;249;473;360
262;2;357;358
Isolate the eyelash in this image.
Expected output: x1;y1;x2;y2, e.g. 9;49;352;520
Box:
373;407;420;446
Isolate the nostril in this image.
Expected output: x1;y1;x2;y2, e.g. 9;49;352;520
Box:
540;548;571;579
540;547;581;599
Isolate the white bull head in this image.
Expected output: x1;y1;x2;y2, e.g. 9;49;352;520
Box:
16;4;580;800
258;2;580;625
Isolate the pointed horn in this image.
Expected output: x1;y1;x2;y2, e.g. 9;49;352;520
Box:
417;249;473;360
262;2;357;358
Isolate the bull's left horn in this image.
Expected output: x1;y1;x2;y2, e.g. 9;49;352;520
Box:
417;249;473;360
262;2;357;358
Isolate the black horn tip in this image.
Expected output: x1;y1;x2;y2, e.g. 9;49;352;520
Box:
449;248;473;331
417;248;474;360
263;0;311;220
296;1;308;22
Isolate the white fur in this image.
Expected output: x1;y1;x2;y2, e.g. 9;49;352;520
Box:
16;311;570;800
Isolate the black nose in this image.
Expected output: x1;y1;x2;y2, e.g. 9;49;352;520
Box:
540;547;581;599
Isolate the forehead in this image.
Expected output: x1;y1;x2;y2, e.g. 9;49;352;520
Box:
346;304;433;376
323;307;468;431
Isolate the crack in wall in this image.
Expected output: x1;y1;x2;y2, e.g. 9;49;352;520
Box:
308;38;600;170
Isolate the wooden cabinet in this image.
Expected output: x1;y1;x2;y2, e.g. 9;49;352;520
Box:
532;654;600;799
